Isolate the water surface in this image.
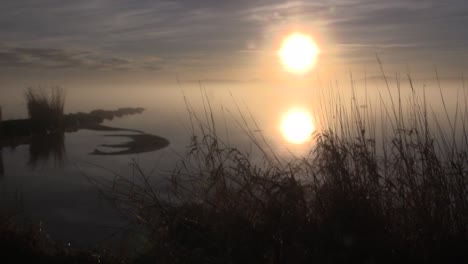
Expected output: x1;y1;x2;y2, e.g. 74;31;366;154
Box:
0;79;465;248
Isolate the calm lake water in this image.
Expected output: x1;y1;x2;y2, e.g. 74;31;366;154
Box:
0;79;466;248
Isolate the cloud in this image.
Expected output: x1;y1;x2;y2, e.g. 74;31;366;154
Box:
0;45;164;71
0;0;467;76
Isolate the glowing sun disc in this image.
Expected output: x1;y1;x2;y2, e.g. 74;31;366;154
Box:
281;110;315;144
278;33;319;74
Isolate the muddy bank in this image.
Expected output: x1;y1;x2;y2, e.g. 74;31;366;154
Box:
0;107;170;156
91;134;170;155
0;107;145;141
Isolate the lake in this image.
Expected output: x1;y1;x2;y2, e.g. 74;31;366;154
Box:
0;78;465;249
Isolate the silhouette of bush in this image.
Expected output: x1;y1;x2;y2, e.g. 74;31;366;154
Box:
24;87;65;130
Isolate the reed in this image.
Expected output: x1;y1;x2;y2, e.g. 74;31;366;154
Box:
24;87;66;129
84;73;468;263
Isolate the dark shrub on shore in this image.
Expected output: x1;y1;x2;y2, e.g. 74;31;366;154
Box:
24;87;65;130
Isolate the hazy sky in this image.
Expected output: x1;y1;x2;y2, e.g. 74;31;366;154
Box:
1;0;467;84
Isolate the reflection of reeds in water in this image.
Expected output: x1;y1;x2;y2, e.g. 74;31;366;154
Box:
24;87;65;129
28;132;66;168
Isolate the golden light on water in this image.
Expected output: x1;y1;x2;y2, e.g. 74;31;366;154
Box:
278;32;319;74
281;109;315;144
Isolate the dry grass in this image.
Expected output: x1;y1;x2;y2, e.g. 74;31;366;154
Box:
86;73;468;263
24;87;66;129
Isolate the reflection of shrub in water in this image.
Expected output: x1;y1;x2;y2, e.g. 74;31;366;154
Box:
28;132;66;168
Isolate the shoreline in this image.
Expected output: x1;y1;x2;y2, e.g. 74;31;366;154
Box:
0;107;170;156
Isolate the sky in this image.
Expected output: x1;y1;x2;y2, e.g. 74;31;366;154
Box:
1;0;468;85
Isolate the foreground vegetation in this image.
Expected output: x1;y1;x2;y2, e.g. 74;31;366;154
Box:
2;75;468;263
0;207;119;263
87;75;467;263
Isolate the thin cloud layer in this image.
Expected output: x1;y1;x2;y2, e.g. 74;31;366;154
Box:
0;46;164;71
0;0;467;77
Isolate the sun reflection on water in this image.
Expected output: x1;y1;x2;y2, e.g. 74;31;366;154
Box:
280;109;315;144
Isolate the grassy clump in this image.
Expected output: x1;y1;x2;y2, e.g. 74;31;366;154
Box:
92;75;468;264
24;87;65;129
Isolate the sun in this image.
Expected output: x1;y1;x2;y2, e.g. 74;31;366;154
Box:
281;110;315;144
278;32;319;74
